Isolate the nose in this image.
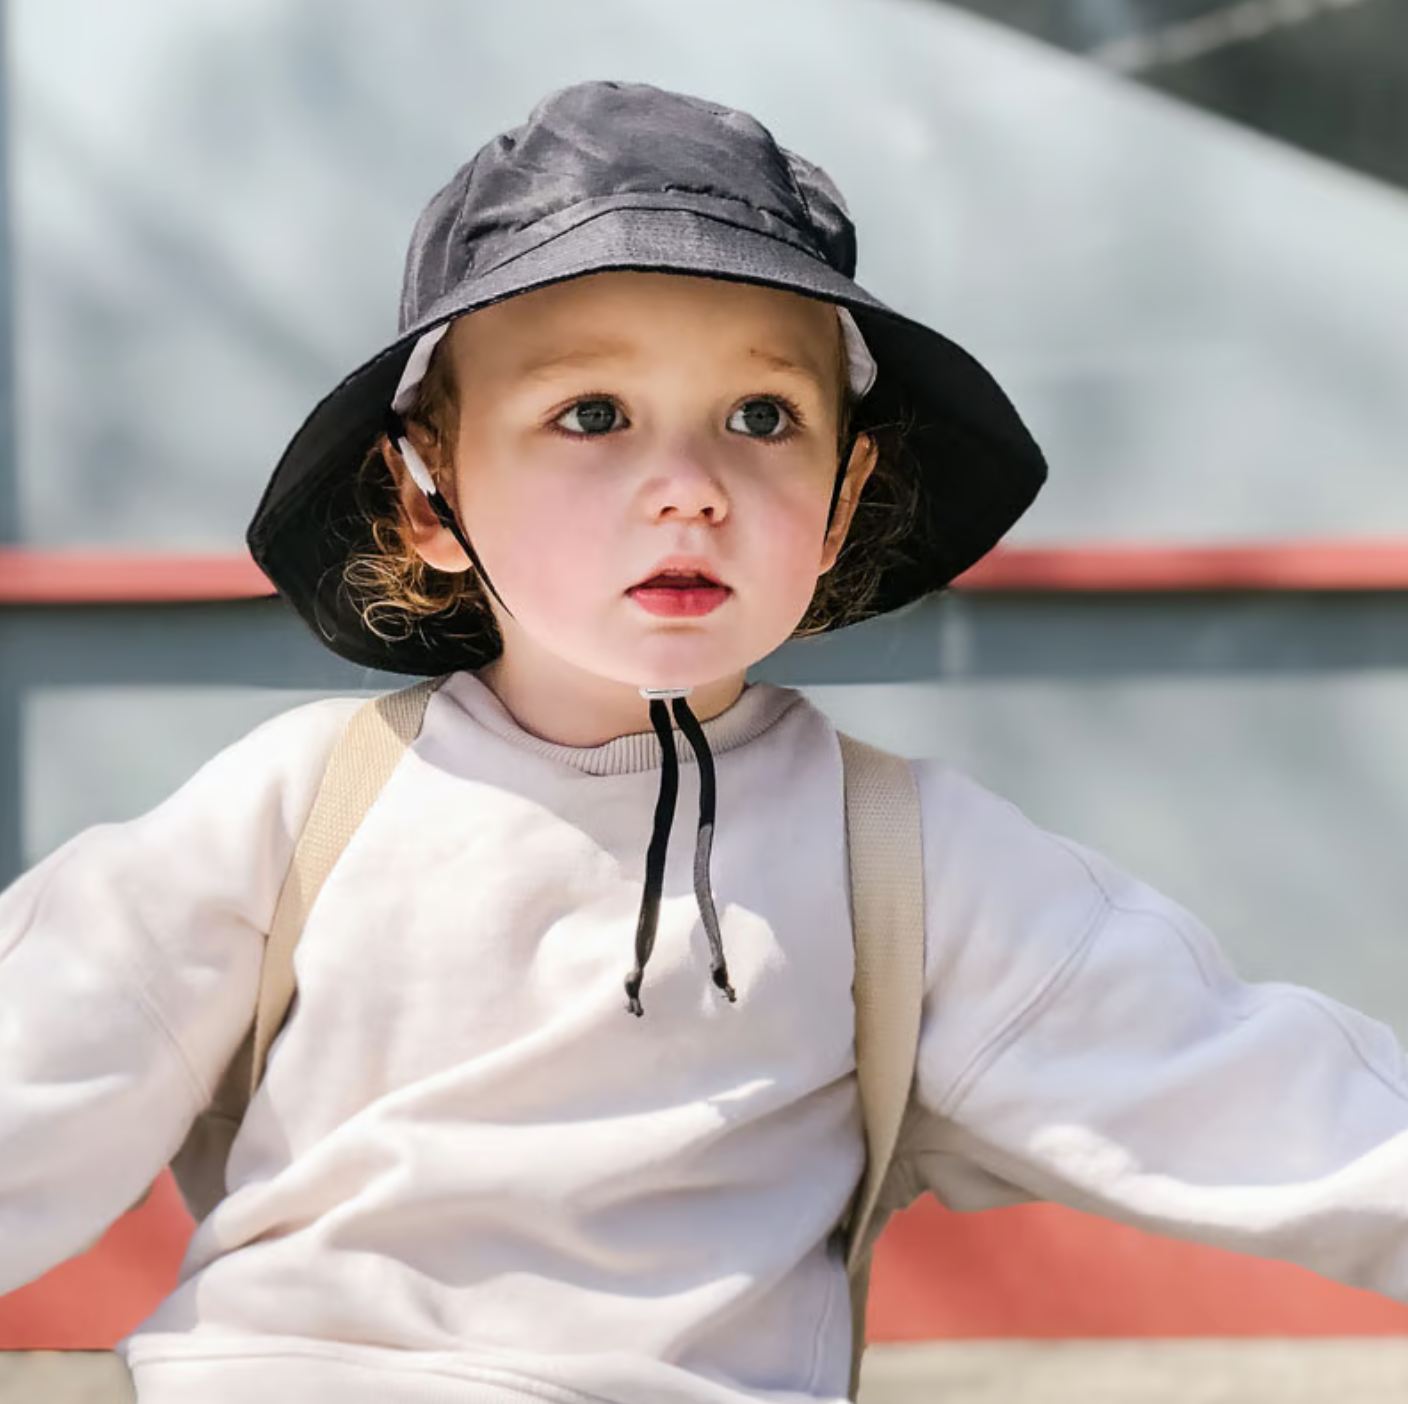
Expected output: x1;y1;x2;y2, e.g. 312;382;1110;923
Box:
647;442;729;524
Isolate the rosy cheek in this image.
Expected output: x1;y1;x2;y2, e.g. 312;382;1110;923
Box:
495;484;609;600
758;480;832;555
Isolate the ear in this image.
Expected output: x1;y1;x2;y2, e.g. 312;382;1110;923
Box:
385;431;472;573
819;433;879;574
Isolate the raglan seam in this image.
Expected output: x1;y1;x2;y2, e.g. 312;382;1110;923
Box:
8;835;216;1113
933;889;1112;1119
1089;893;1408;1105
116;697;372;1112
1049;827;1408;1102
910;763;1114;1120
929;818;1408;1123
98;940;214;1113
23;697;366;1118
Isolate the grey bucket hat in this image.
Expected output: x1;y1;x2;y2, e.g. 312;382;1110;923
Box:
247;79;1047;675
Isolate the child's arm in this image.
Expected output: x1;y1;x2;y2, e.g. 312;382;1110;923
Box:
0;696;359;1294
902;764;1408;1299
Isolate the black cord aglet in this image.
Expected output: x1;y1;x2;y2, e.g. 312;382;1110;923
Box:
713;964;737;1003
670;695;736;1012
625;973;645;1018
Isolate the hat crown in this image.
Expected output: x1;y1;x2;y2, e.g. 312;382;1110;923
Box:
398;81;858;333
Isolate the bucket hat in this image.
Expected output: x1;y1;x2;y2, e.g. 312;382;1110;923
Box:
247;79;1046;678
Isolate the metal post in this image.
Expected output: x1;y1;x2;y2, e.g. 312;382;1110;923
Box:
0;660;20;886
0;0;15;545
0;0;22;888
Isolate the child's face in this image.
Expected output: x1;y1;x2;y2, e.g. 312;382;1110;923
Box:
402;271;876;701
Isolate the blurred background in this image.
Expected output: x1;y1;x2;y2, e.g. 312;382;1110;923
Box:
2;0;1408;1400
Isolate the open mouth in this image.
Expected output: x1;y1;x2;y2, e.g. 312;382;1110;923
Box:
632;570;724;590
628;567;731;617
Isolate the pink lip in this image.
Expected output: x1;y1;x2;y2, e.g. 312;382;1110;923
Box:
628;557;731;618
629;584;730;617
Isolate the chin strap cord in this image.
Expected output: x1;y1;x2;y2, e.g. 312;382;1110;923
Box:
626;698;681;1016
671;695;735;1005
625;690;734;1016
385;408;513;617
825;431;860;537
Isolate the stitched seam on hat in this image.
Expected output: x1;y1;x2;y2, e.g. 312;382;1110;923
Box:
483;185;809;240
470;193;824;281
780;152;819;239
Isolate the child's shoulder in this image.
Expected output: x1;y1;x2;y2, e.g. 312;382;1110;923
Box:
141;693;371;848
236;692;368;759
911;757;1163;919
908;757;1117;945
196;692;367;789
908;755;1055;856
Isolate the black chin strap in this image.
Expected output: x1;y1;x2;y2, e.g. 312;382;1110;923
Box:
387;409;512;616
826;432;860;537
624;692;735;1017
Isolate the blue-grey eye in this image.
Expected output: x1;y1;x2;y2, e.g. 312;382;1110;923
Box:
728;399;787;438
558;399;621;435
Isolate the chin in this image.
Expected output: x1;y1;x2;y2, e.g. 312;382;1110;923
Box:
597;647;751;696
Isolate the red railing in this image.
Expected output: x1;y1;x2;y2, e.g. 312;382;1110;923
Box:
7;539;1408;605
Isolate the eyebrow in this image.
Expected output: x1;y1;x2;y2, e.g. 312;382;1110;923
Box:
516;342;829;385
747;348;828;384
517;342;638;379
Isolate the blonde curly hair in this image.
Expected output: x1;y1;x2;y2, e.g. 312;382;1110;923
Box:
342;320;921;653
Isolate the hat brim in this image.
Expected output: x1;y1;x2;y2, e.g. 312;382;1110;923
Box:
247;205;1046;675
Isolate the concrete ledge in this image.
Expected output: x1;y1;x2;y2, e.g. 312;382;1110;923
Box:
7;1341;1408;1403
860;1339;1408;1403
0;1353;132;1404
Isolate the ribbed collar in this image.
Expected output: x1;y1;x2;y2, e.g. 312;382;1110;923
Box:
442;673;802;777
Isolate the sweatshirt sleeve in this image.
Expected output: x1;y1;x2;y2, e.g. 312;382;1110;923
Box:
0;695;361;1293
903;762;1408;1300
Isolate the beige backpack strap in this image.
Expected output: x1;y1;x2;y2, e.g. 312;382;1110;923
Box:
247;677;444;1094
169;678;444;1220
838;731;926;1401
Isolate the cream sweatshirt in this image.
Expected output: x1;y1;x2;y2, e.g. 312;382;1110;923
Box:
4;674;1408;1404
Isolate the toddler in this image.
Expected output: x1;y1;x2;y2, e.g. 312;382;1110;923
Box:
4;80;1408;1404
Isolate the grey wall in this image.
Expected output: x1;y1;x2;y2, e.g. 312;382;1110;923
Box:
9;0;1408;551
